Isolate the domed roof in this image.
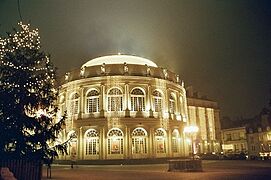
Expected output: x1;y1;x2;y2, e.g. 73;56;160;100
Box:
82;55;158;68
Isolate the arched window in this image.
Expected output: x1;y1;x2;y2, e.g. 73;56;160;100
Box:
86;90;100;113
132;128;147;154
172;129;179;153
155;128;166;153
131;88;145;111
108;88;123;111
152;90;163;112
107;128;124;155
85;129;99;155
69;93;79;115
67;131;77;156
169;93;176;114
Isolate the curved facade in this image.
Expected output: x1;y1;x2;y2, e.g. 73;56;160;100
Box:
57;55;215;161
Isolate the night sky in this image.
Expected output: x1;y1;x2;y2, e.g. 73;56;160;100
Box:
0;0;270;119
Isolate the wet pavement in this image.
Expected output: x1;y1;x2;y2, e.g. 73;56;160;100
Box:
42;160;271;180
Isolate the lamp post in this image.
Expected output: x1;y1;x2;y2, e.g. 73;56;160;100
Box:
184;126;199;160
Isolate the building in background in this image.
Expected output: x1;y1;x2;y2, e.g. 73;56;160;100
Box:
246;113;271;159
221;126;248;155
186;87;221;154
57;55;221;161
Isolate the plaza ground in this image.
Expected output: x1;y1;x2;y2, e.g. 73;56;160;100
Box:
42;160;271;180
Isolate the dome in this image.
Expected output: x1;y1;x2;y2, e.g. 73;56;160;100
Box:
82;55;158;68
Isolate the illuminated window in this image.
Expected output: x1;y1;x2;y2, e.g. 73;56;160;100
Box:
132;128;147;154
107;128;124;155
155;128;166;153
172;129;179;153
169;93;176;114
69;93;79;115
152;90;163;112
108;88;123;111
131;88;145;111
86;90;100;113
85;129;99;155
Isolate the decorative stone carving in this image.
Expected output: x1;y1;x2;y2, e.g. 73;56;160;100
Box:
124;62;128;74
163;68;168;79
101;63;105;74
80;66;86;77
146;64;151;76
65;72;70;81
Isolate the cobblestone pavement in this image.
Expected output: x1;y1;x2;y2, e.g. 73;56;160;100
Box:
42;160;271;180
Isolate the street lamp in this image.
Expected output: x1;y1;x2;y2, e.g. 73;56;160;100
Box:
184;126;199;160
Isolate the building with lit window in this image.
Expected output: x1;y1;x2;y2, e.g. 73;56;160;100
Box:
57;54;220;161
221;127;248;155
186;87;221;154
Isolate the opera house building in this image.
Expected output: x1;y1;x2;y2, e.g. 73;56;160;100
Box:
57;55;221;161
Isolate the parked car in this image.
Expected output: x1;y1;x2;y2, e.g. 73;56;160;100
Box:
199;153;220;160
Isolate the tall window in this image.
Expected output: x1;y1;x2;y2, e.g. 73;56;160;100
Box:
172;129;179;153
131;88;145;111
132;128;147;154
155;128;166;153
107;128;124;155
86;90;100;113
69;93;79;115
108;88;123;111
169;94;176;114
152;90;163;112
85;129;99;155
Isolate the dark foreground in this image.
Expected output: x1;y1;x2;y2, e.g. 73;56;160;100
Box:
42;160;271;180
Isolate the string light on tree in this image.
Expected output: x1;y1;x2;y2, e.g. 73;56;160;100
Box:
0;22;67;164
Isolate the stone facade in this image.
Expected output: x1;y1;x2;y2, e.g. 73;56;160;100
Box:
57;55;220;160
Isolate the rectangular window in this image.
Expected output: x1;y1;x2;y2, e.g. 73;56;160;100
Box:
87;97;99;113
172;138;178;153
154;98;162;112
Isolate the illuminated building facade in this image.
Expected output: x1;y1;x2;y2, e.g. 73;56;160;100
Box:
57;55;220;160
186;87;221;154
221;127;248;155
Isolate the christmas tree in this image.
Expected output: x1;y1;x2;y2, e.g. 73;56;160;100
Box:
0;22;67;164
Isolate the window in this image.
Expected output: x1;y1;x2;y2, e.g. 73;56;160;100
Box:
152;90;163;112
85;129;99;155
86;90;100;113
172;130;179;153
155;128;166;153
108;88;123;111
131;88;145;111
169;94;176;114
226;133;232;141
240;132;245;139
107;128;124;155
69;93;79;115
132;128;147;154
267;133;271;141
241;143;245;151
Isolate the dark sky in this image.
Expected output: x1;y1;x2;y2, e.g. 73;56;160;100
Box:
1;0;271;119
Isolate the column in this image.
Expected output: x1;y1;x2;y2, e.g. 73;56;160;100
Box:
168;129;172;157
99;128;104;159
79;87;85;119
78;127;83;160
100;84;105;118
124;84;130;117
148;85;153;117
149;128;154;158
